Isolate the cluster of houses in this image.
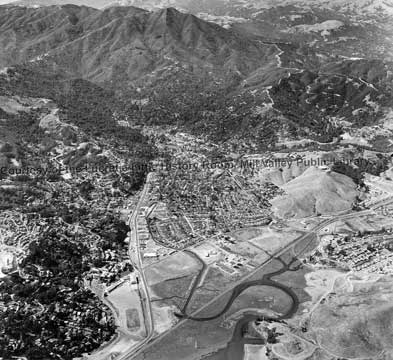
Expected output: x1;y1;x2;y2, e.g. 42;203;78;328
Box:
312;230;393;274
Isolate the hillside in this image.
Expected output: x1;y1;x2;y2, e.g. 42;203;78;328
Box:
0;5;278;88
268;60;393;142
0;65;156;187
310;274;393;359
271;167;358;218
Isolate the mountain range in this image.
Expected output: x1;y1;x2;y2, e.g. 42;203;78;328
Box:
0;5;281;88
1;2;392;84
10;0;393;17
0;0;392;148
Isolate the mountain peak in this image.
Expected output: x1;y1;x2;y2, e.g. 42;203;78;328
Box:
154;6;182;18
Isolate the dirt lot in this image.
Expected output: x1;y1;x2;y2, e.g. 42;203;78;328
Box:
152;302;179;335
107;281;145;336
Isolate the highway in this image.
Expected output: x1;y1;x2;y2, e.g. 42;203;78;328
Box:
123;194;393;359
115;173;154;360
124;231;318;359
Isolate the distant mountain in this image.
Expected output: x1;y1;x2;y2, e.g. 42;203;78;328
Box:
13;0;108;7
0;5;278;88
11;0;392;64
11;0;393;17
104;0;393;17
9;0;393;61
104;1;393;63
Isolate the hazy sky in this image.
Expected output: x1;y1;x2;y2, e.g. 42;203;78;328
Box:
0;0;16;4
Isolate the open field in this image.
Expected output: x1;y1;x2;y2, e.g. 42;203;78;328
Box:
151;274;196;310
187;267;235;313
231;228;265;242
247;226;303;254
271;266;311;306
145;251;202;286
303;268;346;303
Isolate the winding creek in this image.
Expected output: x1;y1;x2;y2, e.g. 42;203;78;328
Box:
176;257;301;359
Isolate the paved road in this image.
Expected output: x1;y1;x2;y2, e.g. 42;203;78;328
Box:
116;173;154;360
